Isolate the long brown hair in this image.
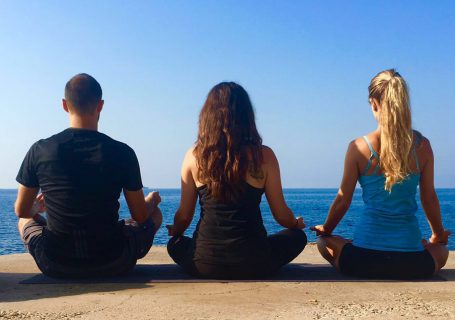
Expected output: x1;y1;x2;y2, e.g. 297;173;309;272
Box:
194;82;263;202
368;69;413;191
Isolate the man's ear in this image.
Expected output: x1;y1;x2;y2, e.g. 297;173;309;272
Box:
96;100;104;113
62;99;70;113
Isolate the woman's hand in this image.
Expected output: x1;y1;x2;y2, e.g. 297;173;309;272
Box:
429;229;451;245
295;217;306;229
310;225;332;236
166;224;176;237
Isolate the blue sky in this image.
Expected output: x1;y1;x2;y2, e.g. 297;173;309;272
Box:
0;1;454;188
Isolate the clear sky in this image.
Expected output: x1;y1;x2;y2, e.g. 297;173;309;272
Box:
0;1;454;188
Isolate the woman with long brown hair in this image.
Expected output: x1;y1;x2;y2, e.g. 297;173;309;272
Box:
167;82;307;279
312;69;450;278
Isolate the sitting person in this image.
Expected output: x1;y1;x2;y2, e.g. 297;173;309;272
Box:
312;69;450;279
15;73;162;278
166;82;307;279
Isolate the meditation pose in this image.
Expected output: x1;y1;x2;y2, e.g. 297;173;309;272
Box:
15;73;162;278
312;69;450;278
167;82;307;279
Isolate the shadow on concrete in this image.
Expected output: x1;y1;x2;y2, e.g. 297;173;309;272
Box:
18;263;452;284
438;268;455;281
0;272;152;303
0;264;452;303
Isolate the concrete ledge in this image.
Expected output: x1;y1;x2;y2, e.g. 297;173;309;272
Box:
0;244;454;319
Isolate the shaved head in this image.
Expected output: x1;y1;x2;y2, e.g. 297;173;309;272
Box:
64;73;102;114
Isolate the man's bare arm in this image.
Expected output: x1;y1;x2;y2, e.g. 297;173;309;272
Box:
14;184;40;218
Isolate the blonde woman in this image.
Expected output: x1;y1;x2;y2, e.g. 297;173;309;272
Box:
311;69;450;278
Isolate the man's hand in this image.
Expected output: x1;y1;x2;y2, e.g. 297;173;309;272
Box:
31;193;46;216
145;191;161;209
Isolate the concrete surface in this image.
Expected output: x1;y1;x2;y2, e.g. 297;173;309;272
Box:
0;244;454;320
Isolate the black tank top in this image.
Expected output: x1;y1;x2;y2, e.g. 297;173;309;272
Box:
192;182;270;266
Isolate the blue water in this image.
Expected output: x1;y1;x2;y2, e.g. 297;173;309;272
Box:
1;188;454;254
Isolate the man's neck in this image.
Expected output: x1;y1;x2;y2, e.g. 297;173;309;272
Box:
69;116;98;131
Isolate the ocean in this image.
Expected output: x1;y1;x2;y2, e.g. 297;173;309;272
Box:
1;188;454;255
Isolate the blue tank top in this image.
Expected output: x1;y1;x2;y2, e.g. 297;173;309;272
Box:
353;136;424;252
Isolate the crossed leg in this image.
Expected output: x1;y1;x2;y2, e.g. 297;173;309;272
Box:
18;217;30;238
424;242;449;273
316;235;351;271
318;235;449;275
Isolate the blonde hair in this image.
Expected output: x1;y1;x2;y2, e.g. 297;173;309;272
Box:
368;69;413;191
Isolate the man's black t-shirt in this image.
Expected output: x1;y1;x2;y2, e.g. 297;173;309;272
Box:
16;128;143;266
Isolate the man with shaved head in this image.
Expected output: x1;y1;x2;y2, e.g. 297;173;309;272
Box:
14;73;162;278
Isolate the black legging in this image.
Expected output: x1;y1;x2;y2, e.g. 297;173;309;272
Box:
167;229;307;279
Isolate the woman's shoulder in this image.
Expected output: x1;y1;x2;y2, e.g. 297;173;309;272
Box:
413;130;432;155
260;145;274;155
355;131;380;147
413;130;430;148
343;134;380;168
184;145;196;157
182;145;198;169
260;145;278;164
349;135;375;157
182;146;195;162
352;136;368;148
